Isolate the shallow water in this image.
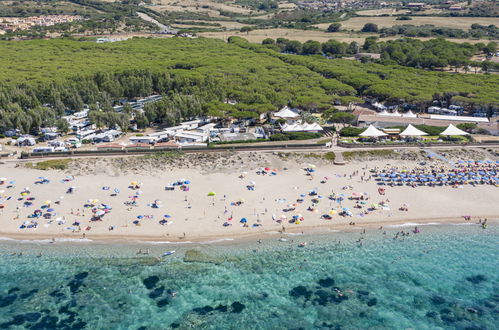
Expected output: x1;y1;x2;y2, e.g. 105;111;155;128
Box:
0;224;497;329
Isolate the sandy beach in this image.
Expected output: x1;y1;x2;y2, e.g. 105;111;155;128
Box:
1;150;498;243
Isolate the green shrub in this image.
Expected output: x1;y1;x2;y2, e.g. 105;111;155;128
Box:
26;159;71;170
270;133;290;141
414;125;446;136
286;132;322;140
339;127;364;137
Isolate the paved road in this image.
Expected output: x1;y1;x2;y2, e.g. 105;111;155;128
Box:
137;12;177;34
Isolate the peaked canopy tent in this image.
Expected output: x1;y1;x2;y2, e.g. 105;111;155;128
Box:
274;106;299;119
400;124;428;137
402;110;418;118
440;124;469;136
359;125;388;137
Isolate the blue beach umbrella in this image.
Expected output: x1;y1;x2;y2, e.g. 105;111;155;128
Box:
137;215;143;219
240;218;247;223
164;214;171;218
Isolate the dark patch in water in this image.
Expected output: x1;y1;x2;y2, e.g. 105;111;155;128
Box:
290;286;312;300
68;273;88;294
74;272;89;281
318;278;335;288
314;290;330;306
148;286;165;299
137;327;147;330
231;302;245;313
0;294;17;307
49;290;65;299
330;293;348;304
215;304;228;312
367;298;377;307
431;295;446;305
8;287;20;294
171;323;180;328
20;289;38;300
466;275;487;284
156;298;169;308
31;315;59;329
143;276;160;290
0;314;27;327
193;305;214;315
426;311;438;318
24;312;42;322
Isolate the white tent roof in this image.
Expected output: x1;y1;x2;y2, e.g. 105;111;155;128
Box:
400;124;428;136
359;125;388;137
281;122;323;132
439;124;469;136
379;110;401;117
402;110;418;118
274;106;299;119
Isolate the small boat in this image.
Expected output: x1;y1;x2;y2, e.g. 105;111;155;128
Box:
163;250;176;256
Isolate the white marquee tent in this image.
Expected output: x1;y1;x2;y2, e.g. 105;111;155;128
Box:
359;125;388;137
439;124;469;136
274;106;299;119
402;110;418;118
400;124;428;137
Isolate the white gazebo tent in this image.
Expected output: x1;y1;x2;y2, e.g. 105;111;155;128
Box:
400;124;428;137
402;110;418;118
274;106;299;119
359;125;388;137
439;124;469;136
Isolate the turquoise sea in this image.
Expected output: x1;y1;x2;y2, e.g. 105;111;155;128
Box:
0;223;497;329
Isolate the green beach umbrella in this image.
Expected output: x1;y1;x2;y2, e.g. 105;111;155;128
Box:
207;192;216;197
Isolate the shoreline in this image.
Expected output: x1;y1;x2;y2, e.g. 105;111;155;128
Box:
0;216;495;245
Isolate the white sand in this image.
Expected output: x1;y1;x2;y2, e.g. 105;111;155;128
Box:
0;156;498;242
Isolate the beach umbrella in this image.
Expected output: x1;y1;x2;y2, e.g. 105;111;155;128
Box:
240;218;247;223
264;167;271;171
207;192;216;197
137;215;143;219
184;180;191;184
44;200;51;205
47;208;55;212
164;214;171;218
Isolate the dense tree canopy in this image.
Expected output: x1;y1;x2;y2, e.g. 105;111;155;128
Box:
0;37;497;134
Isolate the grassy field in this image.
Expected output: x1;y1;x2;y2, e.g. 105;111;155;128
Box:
355;9;410;16
174;20;252;29
146;0;257;18
315;16;499;31
200;28;493;44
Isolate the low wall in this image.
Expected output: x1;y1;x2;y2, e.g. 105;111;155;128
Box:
20;143;327;159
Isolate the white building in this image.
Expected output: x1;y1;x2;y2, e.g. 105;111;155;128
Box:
129;136;158;144
174;131;208;144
